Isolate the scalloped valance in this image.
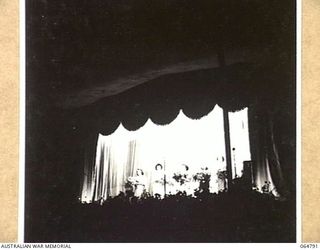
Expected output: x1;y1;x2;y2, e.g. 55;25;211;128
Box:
77;62;277;135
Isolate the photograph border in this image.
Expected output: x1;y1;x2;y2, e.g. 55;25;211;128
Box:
1;0;318;243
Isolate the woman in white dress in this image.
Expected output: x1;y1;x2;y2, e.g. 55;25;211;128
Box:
152;164;165;198
133;169;146;197
181;165;193;195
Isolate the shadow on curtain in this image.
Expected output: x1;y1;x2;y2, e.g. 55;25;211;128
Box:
248;106;288;197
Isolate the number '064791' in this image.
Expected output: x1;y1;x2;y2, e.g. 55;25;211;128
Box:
300;244;318;249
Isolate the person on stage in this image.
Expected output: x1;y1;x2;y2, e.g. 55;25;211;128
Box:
152;163;165;198
131;169;147;198
173;164;192;195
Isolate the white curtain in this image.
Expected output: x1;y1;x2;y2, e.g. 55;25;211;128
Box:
80;105;252;203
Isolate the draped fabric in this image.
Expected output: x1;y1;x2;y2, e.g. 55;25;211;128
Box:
79;63;261;136
80;134;141;202
80;106;254;203
81;107;227;202
248;107;287;197
77;62;293;201
79;133;99;203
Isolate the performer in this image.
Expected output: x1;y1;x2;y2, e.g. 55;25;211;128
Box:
193;167;211;196
183;165;193;195
153;163;165;198
173;164;192;195
129;169;147;198
217;169;227;192
199;167;211;193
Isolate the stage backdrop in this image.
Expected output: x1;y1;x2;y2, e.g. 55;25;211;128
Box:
80;106;255;203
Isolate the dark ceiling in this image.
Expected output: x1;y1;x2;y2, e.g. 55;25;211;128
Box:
26;0;295;108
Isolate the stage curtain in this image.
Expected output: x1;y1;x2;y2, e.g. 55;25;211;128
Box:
79;63;257;136
93;137;135;200
80;106;233;203
76;62;292;200
79;133;99;202
248;106;287;197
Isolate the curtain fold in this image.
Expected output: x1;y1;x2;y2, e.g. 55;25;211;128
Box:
79;63;258;136
80;107;235;203
83;133;145;202
248;106;287;197
76;62;293;201
80;133;99;202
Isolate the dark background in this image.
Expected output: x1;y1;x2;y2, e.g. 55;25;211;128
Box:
25;0;296;242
